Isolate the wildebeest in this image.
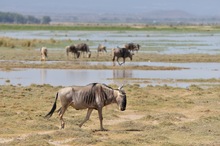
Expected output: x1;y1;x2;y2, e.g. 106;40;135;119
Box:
40;47;48;61
76;43;91;58
45;83;127;131
112;47;134;66
125;43;140;52
65;45;80;59
97;44;107;57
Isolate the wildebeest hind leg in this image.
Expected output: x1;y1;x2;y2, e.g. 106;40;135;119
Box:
57;107;61;115
79;108;93;128
58;106;68;129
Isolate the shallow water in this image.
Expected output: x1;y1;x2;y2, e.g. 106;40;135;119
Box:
1;30;220;54
1;60;219;70
0;62;219;88
1;30;220;87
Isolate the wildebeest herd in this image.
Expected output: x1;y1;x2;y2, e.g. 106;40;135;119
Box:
43;42;139;130
42;42;139;130
41;42;140;66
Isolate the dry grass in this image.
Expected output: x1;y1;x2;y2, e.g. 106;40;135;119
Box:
0;37;61;48
0;84;220;145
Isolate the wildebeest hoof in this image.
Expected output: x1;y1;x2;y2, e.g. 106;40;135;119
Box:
118;62;122;66
100;128;108;131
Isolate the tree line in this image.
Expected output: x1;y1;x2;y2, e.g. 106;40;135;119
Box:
0;12;51;24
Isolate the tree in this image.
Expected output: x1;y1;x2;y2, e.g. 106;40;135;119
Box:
27;15;40;24
0;11;42;24
41;16;51;24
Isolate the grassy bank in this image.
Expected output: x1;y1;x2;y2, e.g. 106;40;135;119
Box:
1;23;220;32
0;48;220;70
0;84;219;145
0;36;220;64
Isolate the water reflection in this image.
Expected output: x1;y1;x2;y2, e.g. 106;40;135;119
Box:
113;70;132;78
112;69;133;85
0;63;219;88
40;69;47;84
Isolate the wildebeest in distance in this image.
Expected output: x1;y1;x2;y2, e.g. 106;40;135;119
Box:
97;44;107;57
124;43;140;52
65;45;80;59
76;43;91;58
112;47;134;66
45;83;127;131
40;47;48;61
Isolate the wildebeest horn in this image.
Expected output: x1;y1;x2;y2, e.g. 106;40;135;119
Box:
118;84;124;90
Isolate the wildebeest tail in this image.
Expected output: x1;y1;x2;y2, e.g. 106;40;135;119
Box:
45;92;58;119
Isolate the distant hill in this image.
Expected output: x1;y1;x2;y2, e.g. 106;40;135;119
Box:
145;10;194;19
1;0;220;25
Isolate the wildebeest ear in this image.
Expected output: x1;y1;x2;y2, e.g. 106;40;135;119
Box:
118;84;124;90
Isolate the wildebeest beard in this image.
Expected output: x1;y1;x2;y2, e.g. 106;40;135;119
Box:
121;94;127;110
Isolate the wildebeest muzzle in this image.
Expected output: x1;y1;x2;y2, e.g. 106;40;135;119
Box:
120;95;127;111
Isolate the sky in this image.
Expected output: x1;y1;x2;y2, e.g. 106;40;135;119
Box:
1;0;220;16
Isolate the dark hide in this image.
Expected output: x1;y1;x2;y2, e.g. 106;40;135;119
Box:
125;43;140;52
112;48;133;66
76;43;91;58
66;45;80;58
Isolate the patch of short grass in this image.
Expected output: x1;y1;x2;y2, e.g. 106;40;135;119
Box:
0;84;220;145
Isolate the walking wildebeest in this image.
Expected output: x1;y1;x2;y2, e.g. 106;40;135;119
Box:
76;43;91;58
112;47;134;66
45;83;127;131
125;43;140;52
65;45;80;59
97;44;107;57
40;47;48;61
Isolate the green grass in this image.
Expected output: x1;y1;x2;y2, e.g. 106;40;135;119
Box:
0;24;141;31
1;24;220;32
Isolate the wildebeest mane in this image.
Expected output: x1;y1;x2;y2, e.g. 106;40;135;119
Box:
99;84;114;105
81;83;114;105
86;83;113;90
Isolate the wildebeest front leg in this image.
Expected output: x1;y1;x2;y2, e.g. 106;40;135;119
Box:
79;108;93;128
116;58;123;66
122;58;126;65
98;108;107;131
117;58;125;66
